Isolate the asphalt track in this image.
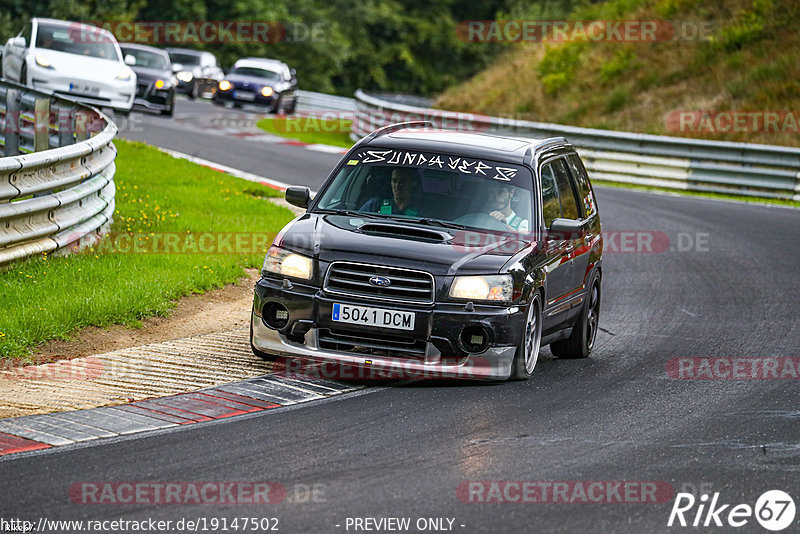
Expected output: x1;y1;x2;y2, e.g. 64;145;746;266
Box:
1;99;798;533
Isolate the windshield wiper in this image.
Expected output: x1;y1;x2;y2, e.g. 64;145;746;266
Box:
315;209;380;219
413;218;467;230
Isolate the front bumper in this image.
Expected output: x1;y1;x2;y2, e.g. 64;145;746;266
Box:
214;88;277;107
134;84;174;111
251;276;522;381
31;66;134;112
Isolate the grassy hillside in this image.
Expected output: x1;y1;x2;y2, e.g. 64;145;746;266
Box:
436;0;800;147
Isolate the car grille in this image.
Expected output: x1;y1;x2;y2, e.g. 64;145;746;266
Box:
318;329;427;361
325;262;434;304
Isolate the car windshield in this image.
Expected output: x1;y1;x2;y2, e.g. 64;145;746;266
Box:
231;66;282;81
35;23;118;60
314;148;535;234
121;48;168;70
168;52;201;66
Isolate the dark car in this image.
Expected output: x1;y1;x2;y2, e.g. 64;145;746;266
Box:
250;122;603;381
213;58;297;113
165;48;224;99
120;43;175;116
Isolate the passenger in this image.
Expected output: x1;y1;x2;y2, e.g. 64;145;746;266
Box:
487;182;529;232
360;167;423;217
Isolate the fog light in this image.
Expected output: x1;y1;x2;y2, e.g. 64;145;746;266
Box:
459;326;490;353
263;302;290;330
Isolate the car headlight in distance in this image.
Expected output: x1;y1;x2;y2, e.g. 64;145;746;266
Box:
219;80;232;91
116;66;133;80
263;246;313;280
261;86;274;97
450;275;513;302
35;55;53;69
176;71;193;82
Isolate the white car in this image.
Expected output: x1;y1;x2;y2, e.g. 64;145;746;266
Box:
1;18;136;115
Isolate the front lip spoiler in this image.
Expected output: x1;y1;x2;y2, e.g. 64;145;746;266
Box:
251;313;515;381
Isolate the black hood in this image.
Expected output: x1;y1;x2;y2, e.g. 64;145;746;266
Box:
278;214;535;277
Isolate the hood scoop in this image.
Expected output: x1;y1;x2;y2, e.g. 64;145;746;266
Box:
359;222;449;243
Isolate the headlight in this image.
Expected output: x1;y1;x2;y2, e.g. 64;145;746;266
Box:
263;246;313;280
450;275;513;302
261;86;274;97
219;80;232;91
35;55;53;69
154;79;165;89
176;71;193;82
116;66;133;80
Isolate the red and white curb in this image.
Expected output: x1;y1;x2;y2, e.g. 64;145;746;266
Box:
0;375;360;456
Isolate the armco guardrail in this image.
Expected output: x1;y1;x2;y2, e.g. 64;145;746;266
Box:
297;90;357;113
352;90;800;201
0;80;116;265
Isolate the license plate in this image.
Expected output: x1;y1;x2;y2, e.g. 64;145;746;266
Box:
332;303;415;330
233;90;256;101
69;83;100;95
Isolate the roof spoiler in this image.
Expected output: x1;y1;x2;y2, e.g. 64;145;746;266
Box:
355;121;434;147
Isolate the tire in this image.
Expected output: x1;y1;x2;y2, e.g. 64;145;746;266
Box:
20;63;27;86
510;291;543;380
550;274;601;359
286;97;297;114
189;80;199;100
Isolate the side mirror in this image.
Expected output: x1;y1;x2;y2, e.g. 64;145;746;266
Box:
9;36;25;48
285;186;311;209
124;54;136;66
548;218;583;240
290;68;296;77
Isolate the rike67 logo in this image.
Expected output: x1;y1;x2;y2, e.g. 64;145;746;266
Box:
668;490;796;531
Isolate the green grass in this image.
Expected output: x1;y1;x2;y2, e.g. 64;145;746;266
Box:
257;116;354;148
0;140;292;362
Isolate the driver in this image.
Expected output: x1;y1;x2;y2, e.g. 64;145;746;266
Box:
487;182;529;232
360;167;422;217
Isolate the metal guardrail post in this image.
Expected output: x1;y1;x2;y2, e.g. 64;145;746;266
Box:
34;96;50;152
4;88;20;157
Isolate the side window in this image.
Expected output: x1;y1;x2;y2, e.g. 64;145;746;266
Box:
540;163;561;228
552;158;580;220
566;154;596;217
20;23;32;47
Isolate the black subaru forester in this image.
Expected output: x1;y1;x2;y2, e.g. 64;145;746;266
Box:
251;122;603;381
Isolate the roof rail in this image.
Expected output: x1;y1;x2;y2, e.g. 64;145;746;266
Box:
357;121;434;146
533;137;569;151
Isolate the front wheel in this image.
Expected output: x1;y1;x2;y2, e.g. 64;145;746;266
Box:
510;291;542;380
550;275;600;359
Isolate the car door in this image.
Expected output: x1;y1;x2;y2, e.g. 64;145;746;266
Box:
539;158;574;322
565;153;599;297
